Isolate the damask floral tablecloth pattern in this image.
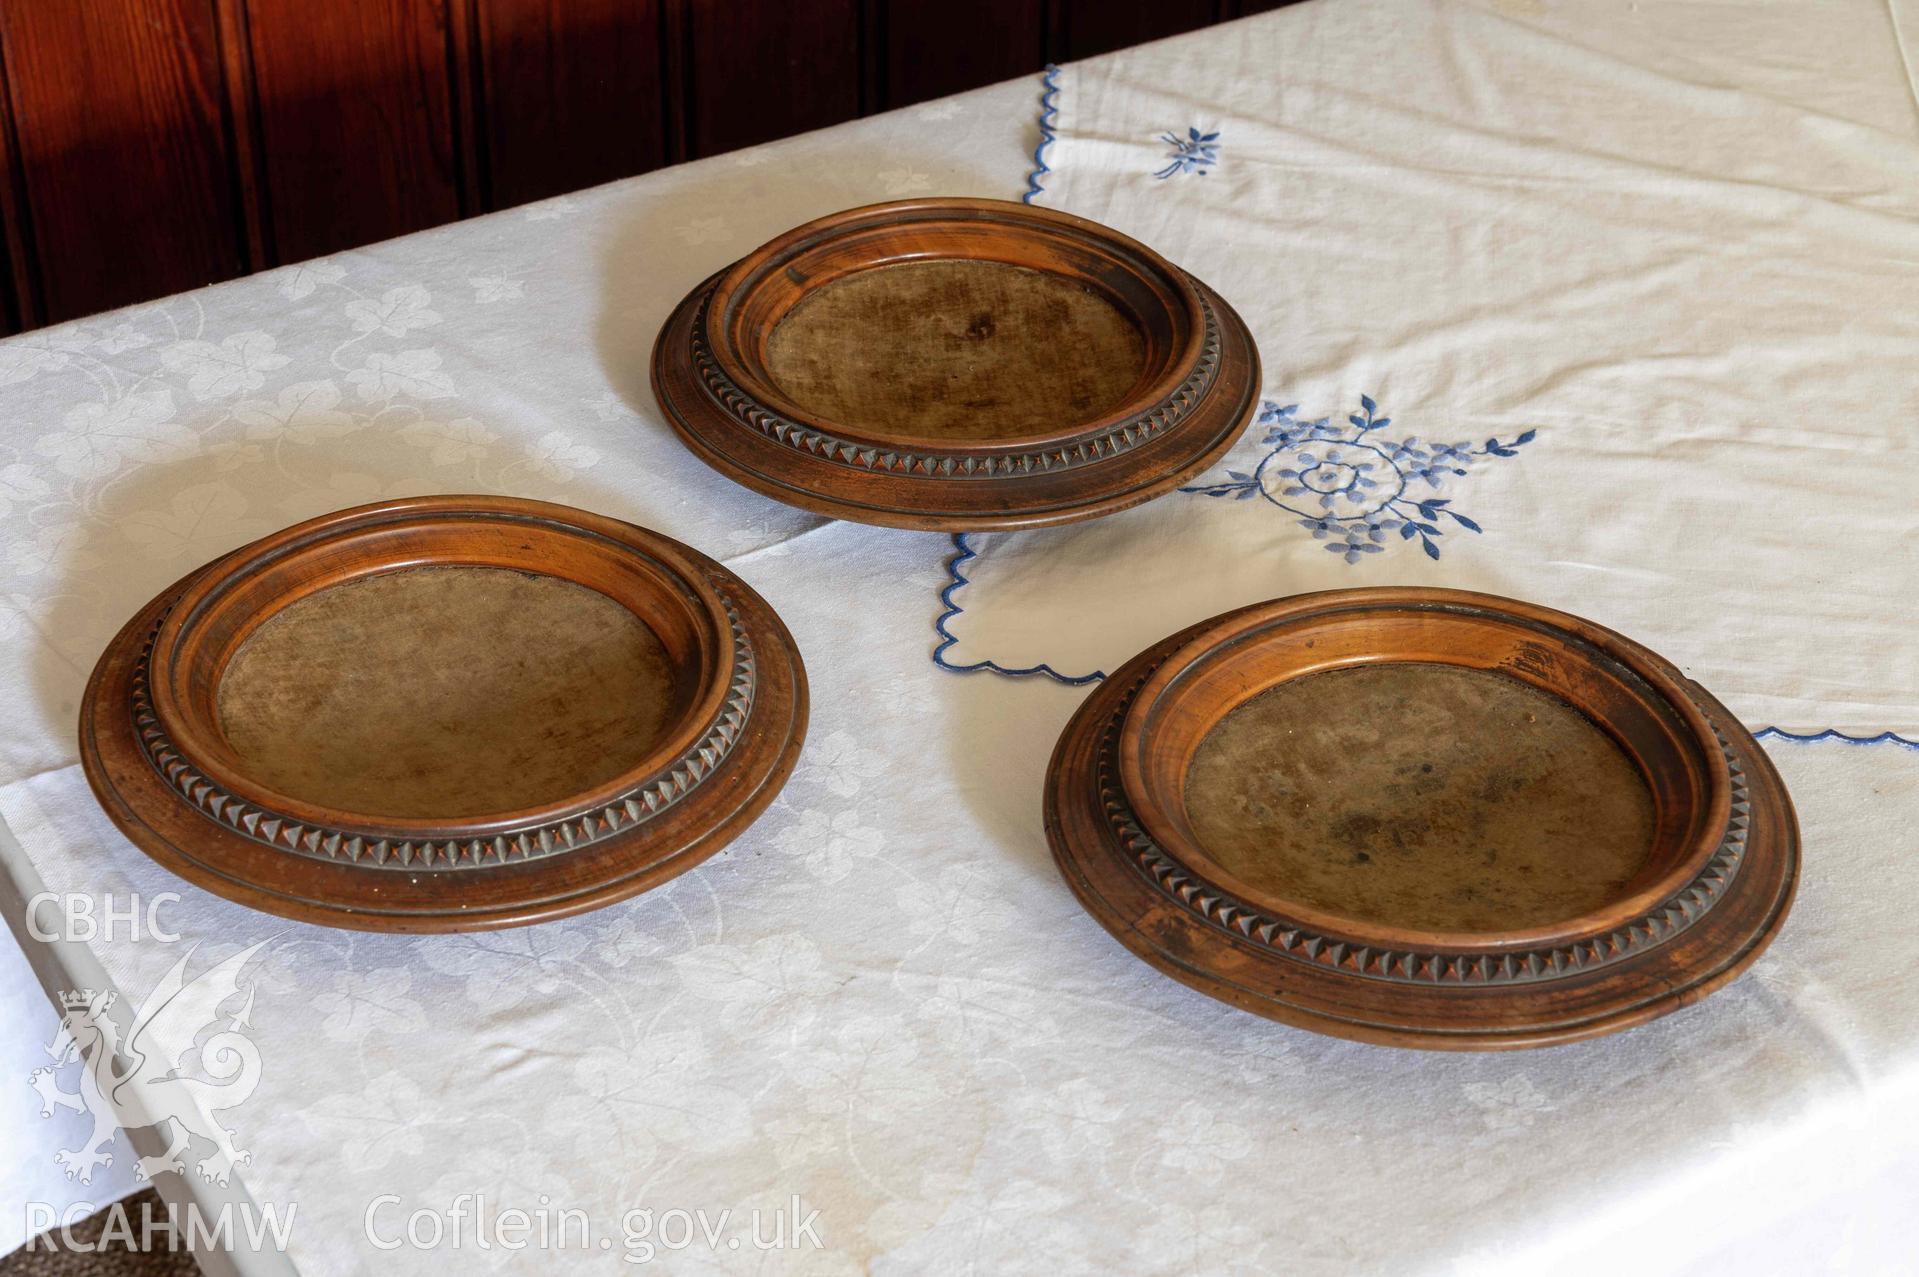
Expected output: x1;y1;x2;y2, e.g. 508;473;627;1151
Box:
4;3;1919;1275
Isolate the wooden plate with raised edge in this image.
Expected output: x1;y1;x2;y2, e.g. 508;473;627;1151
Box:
79;496;807;932
1044;588;1798;1050
651;197;1261;530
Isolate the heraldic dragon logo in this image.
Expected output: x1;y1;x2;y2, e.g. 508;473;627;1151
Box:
29;940;269;1188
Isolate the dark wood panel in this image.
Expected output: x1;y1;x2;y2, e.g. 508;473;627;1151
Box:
1053;0;1221;60
678;0;861;158
214;0;271;272
475;0;666;209
0;0;243;324
447;0;485;215
0;0;1285;333
877;0;1046;111
0;43;30;332
243;0;463;263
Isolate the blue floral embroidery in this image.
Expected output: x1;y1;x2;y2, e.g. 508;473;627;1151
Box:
1155;127;1220;179
1182;397;1535;562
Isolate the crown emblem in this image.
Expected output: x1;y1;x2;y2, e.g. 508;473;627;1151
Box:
58;989;111;1012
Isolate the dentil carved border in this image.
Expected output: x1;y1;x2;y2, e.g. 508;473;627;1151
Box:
1092;664;1751;986
130;582;757;872
688;280;1222;477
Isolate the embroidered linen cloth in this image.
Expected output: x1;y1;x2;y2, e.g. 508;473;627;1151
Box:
3;5;1919;1276
944;0;1919;736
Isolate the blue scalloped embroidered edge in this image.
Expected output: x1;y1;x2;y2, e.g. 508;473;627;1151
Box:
931;533;1107;684
1754;727;1919;750
930;63;1107;686
1023;63;1061;205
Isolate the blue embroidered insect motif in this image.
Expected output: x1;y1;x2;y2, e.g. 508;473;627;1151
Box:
1155;127;1220;179
1182;397;1536;563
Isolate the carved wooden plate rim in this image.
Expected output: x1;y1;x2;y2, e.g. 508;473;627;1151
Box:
79;496;809;932
705;197;1210;455
1117;590;1735;953
651;196;1263;531
1044;587;1799;1050
146;500;741;834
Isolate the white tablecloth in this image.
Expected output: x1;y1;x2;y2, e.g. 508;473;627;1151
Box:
945;0;1919;736
4;3;1918;1274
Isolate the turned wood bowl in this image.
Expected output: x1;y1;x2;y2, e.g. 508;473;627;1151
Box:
1045;588;1798;1050
79;496;807;932
651;197;1261;530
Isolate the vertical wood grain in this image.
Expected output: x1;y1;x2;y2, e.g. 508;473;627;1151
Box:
659;0;690;164
877;0;1047;111
446;0;486;214
0;0;1282;334
214;0;273;270
679;0;861;158
0;0;243;324
1052;0;1223;61
474;0;666;209
0;40;34;332
242;0;462;263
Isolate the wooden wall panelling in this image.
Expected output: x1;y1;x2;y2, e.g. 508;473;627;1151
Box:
0;0;1290;335
1049;0;1225;61
241;0;464;264
0;47;29;333
473;0;667;209
0;0;245;325
447;0;485;216
874;0;1047;112
213;0;272;273
675;0;862;159
658;0;689;163
0;242;16;334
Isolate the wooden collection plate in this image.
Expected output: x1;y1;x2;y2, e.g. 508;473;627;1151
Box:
79;496;807;932
651;197;1261;530
1045;588;1798;1050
